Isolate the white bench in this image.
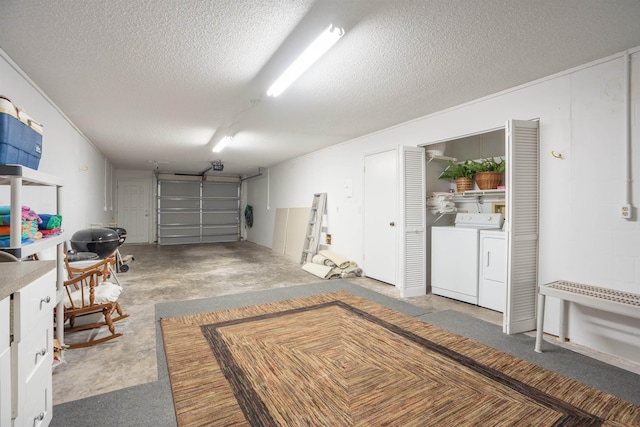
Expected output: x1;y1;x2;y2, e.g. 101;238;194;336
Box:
535;281;640;353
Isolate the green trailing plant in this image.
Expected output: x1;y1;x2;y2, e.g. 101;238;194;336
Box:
438;160;475;180
471;157;506;173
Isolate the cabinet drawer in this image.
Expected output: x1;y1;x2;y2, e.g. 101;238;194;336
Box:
21;363;52;427
12;269;56;343
17;321;52;382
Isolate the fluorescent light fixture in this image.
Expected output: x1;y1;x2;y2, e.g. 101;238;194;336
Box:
266;24;345;97
212;136;232;153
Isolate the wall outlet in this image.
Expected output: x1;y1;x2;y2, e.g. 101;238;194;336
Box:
620;204;632;219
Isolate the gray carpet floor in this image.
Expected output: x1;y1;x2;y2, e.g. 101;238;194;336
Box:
50;280;640;426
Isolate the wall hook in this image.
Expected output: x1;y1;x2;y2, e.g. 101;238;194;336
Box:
551;150;563;159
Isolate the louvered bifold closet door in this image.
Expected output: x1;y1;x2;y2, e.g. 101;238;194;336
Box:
504;120;540;334
399;146;426;297
157;180;201;245
202;182;240;243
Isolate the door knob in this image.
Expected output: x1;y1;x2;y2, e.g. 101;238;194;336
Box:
389;222;395;227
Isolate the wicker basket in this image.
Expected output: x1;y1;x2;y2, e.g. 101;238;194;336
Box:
475;172;502;190
455;177;473;193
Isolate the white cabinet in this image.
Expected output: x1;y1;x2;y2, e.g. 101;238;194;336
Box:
11;269;55;427
479;230;506;312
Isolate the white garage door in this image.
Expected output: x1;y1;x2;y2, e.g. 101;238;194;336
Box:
157;178;240;245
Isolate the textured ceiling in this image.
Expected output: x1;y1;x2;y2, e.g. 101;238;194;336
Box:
1;0;640;175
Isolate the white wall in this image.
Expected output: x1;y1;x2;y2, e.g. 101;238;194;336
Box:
246;48;640;364
3;42;638;364
0;50;115;238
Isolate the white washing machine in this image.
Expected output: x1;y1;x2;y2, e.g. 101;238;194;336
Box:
431;213;504;305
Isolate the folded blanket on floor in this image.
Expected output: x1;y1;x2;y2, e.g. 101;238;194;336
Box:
302;263;334;279
318;249;352;269
311;254;336;267
337;266;363;278
302;263;363;280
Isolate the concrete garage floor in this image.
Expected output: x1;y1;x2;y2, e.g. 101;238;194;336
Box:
51;241;635;405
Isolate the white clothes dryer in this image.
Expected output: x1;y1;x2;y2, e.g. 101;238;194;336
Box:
479;229;506;312
431;213;504;304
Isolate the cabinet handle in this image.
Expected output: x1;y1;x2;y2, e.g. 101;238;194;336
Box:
486;251;490;266
34;412;45;421
37;348;47;357
41;296;51;304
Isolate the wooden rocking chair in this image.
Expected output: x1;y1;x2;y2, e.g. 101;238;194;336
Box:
58;268;129;348
64;255;120;285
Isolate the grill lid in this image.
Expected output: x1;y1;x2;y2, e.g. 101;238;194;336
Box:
71;227;119;243
106;226;127;237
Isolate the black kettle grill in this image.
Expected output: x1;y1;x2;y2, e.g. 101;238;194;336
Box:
106;226;127;246
70;227;120;259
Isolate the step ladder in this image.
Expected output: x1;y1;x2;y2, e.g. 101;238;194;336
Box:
300;193;327;264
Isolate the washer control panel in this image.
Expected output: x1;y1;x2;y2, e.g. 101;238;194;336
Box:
454;213;504;228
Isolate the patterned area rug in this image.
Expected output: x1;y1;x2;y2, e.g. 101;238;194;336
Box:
160;291;640;426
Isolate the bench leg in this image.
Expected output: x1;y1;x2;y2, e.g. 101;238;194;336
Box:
559;299;568;342
535;293;545;353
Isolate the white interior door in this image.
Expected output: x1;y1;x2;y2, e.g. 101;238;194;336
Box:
504;119;539;334
398;146;426;297
117;179;151;243
364;149;397;285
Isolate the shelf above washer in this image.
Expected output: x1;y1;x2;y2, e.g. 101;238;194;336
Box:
457;189;505;197
427;154;457;163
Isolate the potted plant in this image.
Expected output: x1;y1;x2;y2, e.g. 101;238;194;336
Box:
471;157;505;190
439;160;475;192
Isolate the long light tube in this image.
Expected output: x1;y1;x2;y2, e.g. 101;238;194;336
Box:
266;24;344;97
212;135;232;153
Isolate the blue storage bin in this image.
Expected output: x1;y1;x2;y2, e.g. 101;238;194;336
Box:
0;96;43;170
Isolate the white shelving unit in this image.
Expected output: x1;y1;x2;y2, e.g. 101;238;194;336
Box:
0;165;64;427
0;165;65;343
